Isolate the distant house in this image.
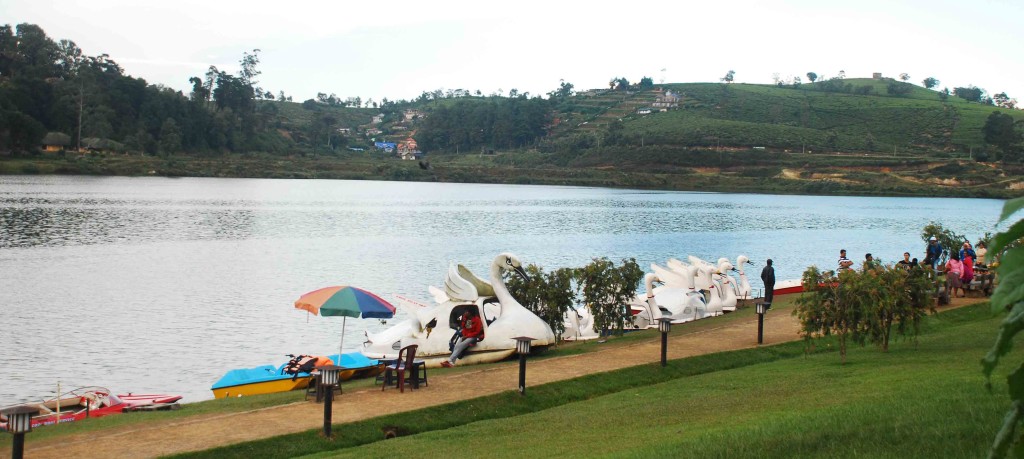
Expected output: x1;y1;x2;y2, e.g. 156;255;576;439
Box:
371;114;385;124
398;133;422;160
652;90;680;109
403;109;423;122
41;132;71;153
366;128;383;136
872;72;883;79
636;108;652;115
337;127;351;134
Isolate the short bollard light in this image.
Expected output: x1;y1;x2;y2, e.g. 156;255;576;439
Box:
755;302;769;344
658;317;672;367
513;336;535;396
318;364;343;438
2;405;39;459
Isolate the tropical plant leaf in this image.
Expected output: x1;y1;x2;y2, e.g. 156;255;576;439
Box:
989;220;1024;265
989;400;1024;459
999;196;1024;224
1009;361;1024;403
982;302;1024;382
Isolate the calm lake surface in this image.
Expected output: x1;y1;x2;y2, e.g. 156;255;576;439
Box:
0;175;1004;405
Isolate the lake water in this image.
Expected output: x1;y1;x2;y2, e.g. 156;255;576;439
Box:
0;175;1005;405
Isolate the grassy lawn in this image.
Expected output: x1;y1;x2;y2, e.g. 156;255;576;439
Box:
304;303;1010;458
165;302;1014;459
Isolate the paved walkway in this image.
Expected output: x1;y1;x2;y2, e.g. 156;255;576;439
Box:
20;296;984;458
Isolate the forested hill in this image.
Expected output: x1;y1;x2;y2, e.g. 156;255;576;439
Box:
1;22;1022;169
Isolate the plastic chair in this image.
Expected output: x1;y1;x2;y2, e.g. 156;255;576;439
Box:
382;344;418;393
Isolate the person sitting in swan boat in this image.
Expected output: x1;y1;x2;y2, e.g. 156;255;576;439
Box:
442;309;484;368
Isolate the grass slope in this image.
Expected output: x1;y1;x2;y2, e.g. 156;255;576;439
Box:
171;303;1016;459
555;80;1024;155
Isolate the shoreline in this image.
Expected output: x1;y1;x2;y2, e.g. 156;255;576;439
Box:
1;154;1018;199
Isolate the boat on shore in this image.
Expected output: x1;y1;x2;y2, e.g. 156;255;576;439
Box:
0;386;182;431
210;353;383;398
773;279;804;295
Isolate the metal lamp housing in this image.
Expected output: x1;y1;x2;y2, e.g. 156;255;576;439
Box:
756;303;767;315
1;406;38;434
513;336;534;355
319;365;343;386
658;318;672;333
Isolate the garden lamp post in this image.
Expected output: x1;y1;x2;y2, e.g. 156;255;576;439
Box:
756;302;768;344
658;317;672;367
513;336;535;396
2;405;39;459
318;364;343;438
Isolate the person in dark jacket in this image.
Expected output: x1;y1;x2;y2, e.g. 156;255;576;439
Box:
925;236;943;270
761;259;776;305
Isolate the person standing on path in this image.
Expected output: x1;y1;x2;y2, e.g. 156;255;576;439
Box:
838;249;853;271
761;259;775;305
925;236;943;270
897;252;914;270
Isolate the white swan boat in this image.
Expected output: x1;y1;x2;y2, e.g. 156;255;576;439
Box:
361;253;556;367
734;255;754;300
630;269;708;326
562;305;602;341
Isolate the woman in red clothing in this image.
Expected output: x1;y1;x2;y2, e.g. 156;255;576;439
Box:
442;309;484;367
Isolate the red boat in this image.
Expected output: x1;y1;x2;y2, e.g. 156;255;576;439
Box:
0;386;182;430
773;279;805;295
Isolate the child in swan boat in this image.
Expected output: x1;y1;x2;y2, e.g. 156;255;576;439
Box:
442;309;484;367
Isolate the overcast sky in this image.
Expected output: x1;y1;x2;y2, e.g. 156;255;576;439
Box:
6;0;1023;104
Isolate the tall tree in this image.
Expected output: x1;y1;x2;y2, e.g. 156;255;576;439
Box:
806;72;818;83
954;85;985;103
993;92;1017;109
158;117;182;156
721;70;735;83
922;77;939;89
982;111;1021;161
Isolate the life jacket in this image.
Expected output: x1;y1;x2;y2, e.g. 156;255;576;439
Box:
282;355;333;381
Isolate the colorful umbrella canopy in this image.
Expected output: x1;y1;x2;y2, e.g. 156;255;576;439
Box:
294;286;396;359
295;286;396;319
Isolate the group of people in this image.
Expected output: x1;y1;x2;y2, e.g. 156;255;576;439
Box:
936;238;986;299
837;249;887;271
836;237;988;299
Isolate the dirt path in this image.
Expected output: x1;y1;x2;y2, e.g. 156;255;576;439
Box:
21;297;986;459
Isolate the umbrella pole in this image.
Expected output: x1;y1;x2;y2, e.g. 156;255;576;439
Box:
339;316;347;363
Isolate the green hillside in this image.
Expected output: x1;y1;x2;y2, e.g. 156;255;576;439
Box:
546;79;1023;156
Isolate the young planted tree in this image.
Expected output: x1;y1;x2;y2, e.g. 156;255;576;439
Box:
859;265;934;351
795;264;933;362
575;258;643;337
982;197;1024;458
795;267;863;363
505;264;576;341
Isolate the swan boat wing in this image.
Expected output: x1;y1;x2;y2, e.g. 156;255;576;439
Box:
444;263;479;302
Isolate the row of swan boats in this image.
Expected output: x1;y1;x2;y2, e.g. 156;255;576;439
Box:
213;252;799;398
564;255;770;340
